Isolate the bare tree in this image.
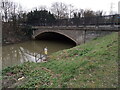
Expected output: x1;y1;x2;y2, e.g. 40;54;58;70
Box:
79;9;84;17
1;0;12;22
95;10;103;16
83;9;95;17
51;2;68;19
68;4;75;18
1;0;21;22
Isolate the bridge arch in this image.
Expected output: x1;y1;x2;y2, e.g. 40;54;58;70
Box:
34;31;77;45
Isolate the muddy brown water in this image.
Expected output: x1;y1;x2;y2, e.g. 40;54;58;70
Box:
2;39;75;69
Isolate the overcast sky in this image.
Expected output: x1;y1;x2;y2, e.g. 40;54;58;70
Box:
11;0;119;14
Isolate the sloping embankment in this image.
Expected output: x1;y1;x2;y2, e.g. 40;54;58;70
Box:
2;32;119;88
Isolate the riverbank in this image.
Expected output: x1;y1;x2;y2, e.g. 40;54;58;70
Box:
2;32;119;88
2;22;33;46
2;37;32;46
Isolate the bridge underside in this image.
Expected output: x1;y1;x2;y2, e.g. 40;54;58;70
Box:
35;32;76;45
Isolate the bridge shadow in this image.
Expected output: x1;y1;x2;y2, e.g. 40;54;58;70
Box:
35;32;76;46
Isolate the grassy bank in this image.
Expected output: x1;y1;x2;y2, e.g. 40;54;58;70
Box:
2;32;118;88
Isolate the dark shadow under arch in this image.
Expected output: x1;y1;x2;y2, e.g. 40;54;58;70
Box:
35;32;76;46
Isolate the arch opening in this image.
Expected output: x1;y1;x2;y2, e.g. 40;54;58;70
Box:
35;32;76;46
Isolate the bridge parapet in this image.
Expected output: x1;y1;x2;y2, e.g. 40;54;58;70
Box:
32;26;119;31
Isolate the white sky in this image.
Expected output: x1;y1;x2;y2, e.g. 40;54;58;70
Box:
11;0;119;14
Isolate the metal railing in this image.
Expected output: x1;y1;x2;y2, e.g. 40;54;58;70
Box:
32;14;120;27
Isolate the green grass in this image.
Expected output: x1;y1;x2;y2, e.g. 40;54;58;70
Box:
2;32;119;88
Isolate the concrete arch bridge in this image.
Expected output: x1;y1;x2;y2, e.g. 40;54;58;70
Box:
32;26;119;45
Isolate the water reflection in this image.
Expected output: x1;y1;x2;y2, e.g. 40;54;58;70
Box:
2;40;75;69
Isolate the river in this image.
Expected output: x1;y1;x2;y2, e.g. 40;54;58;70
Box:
2;39;75;69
